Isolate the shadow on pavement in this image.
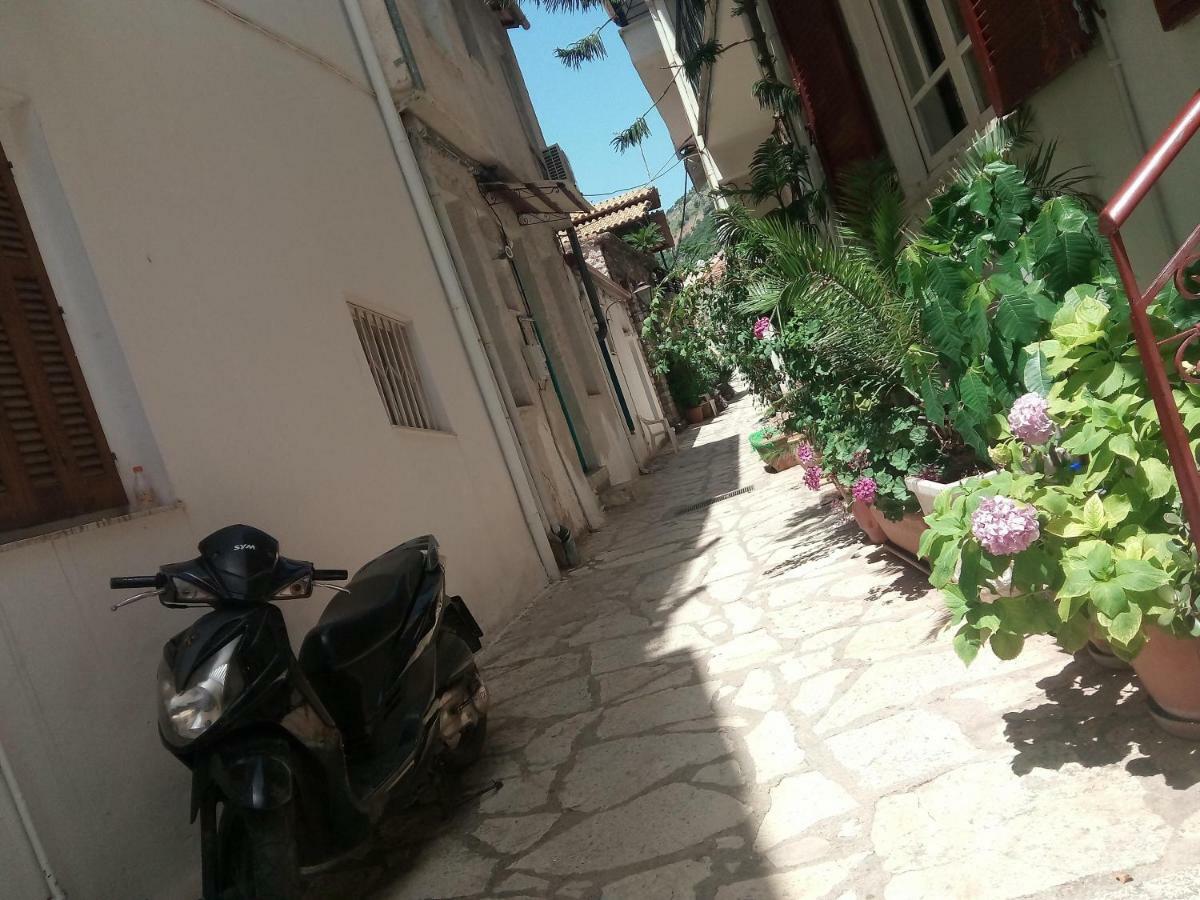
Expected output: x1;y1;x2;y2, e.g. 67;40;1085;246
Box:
1003;656;1200;789
307;407;789;897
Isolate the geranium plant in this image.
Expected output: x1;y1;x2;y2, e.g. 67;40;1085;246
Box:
922;290;1200;663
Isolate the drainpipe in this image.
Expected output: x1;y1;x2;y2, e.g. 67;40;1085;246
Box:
565;228;636;434
0;738;66;899
1094;3;1178;249
343;0;559;582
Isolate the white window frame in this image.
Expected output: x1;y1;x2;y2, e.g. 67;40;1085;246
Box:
349;304;442;433
869;0;991;172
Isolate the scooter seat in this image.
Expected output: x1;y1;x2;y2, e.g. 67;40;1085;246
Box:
300;535;438;672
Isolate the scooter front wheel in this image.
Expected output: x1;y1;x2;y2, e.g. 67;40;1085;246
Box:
215;802;301;900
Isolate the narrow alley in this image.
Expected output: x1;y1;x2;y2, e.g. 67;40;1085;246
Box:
308;396;1200;900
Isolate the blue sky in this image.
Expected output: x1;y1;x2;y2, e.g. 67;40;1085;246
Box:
510;7;687;207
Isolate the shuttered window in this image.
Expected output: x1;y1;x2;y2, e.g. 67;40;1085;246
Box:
955;0;1092;116
0;141;126;533
769;0;887;190
1154;0;1200;30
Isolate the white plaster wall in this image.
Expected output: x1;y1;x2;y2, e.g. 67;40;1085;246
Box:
0;0;548;894
364;0;548;179
600;288;667;464
620;13;695;156
701;3;776;189
1025;4;1200;277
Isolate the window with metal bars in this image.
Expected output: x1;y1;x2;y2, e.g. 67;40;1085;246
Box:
675;0;707;92
349;304;442;431
0;139;126;535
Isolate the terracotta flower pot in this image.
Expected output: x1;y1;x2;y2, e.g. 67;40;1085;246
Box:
1130;625;1200;738
684;405;706;425
850;500;886;544
873;509;927;557
1086;622;1132;672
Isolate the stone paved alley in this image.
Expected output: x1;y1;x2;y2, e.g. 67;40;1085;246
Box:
315;395;1200;900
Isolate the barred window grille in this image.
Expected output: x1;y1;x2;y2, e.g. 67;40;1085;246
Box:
350;305;440;431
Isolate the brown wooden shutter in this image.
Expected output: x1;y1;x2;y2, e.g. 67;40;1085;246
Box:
1154;0;1200;30
957;0;1093;116
768;0;886;190
0;141;126;533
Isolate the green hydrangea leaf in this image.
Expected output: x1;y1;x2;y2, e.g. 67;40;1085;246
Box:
1137;458;1176;501
1114;558;1170;592
1108;606;1143;644
989;631;1025;660
1082;494;1106;533
954;627;982;665
1090;580;1128;618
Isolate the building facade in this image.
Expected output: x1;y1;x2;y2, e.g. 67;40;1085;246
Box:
0;1;656;896
615;0;1200;273
360;0;649;535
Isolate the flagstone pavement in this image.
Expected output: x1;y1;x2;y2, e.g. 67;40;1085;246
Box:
311;394;1200;900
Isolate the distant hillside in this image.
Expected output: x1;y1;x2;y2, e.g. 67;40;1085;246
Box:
663;189;718;266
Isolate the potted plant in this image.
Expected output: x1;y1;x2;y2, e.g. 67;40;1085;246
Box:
923;292;1200;735
665;355;709;425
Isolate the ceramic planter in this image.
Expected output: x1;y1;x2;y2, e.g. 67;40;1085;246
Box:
1129;626;1200;739
684;405;705;425
872;509;927;557
904;471;996;516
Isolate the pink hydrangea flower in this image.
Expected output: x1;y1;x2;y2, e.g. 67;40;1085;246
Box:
795;442;816;466
851;477;877;506
1008;393;1054;446
803;466;822;491
753;317;775;341
971;495;1040;555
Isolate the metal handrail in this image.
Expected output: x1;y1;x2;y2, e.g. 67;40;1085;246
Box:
1101;90;1200;238
1101;91;1200;546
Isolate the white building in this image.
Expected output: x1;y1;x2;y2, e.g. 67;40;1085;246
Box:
613;0;1200;272
0;1;663;896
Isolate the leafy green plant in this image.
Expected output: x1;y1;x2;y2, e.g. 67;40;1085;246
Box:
719;137;821;223
623;222;667;254
923;291;1199;664
901;163;1107;461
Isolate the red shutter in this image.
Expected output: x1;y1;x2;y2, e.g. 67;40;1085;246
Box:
1154;0;1200;30
957;0;1093;116
0;141;126;533
768;0;886;189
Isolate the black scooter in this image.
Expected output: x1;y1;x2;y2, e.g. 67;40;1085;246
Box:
110;524;489;899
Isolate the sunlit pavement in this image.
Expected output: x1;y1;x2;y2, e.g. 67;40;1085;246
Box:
312;394;1200;900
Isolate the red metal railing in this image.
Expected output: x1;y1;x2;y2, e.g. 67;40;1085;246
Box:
1100;91;1200;545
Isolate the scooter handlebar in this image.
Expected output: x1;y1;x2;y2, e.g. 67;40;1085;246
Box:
109;575;164;590
313;569;348;582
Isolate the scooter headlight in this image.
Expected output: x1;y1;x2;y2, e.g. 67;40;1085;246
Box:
159;637;243;742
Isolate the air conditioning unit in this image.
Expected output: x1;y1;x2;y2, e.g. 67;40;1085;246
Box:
541;144;577;184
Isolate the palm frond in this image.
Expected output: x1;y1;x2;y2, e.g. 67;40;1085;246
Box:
623;222;666;254
683;38;723;82
611;117;651;153
836;158;907;277
555;33;607;68
952;107;1036;185
1018;139;1100;208
519;0;606;11
752;78;802;116
731;215;919;374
